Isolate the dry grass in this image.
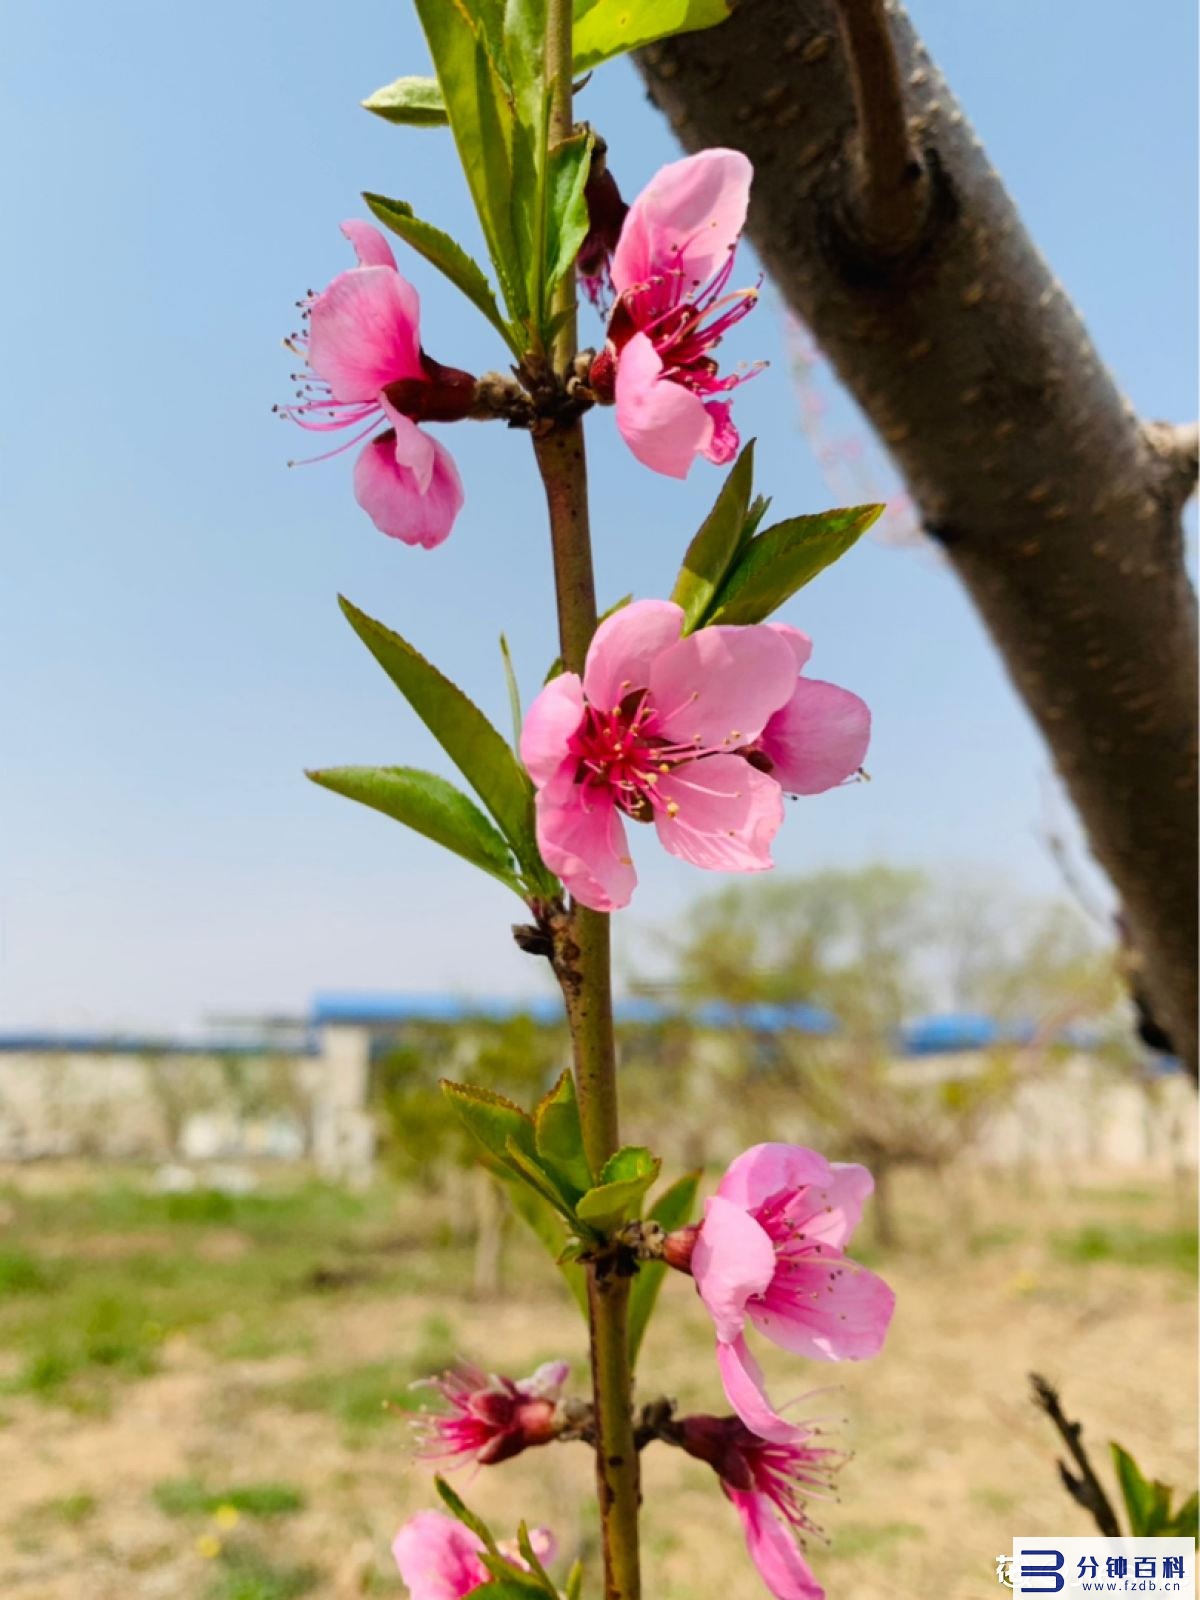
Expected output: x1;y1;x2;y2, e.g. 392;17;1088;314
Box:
0;1163;1194;1599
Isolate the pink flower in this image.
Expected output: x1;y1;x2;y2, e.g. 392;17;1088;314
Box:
669;1143;894;1440
392;1512;556;1600
751;627;871;794
679;1413;840;1600
519;600;799;912
415;1361;568;1467
589;150;761;478
281;221;469;548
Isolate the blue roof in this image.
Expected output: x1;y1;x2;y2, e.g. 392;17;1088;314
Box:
0;1031;314;1057
312;992;840;1034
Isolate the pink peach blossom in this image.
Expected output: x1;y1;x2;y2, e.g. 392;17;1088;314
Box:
392;1512;556;1600
673;1143;894;1440
415;1360;568;1467
281;221;468;548
752;626;871;794
589;150;761;478
519;600;799;911
679;1412;840;1600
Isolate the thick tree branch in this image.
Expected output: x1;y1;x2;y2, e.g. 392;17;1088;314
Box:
638;0;1198;1074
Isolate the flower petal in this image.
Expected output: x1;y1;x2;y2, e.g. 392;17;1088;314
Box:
535;763;637;912
759;679;871;795
714;1332;797;1443
716;1144;835;1213
749;1255;895;1362
353;430;464;549
704;399;740;465
612;149;753;301
785;1162;876;1251
693;1194;776;1342
341;219;398;270
582;598;684;711
380;401;436;494
653;755;783;873
614;332;713;479
521;674;585;787
727;1491;826;1600
768;623;814;672
308;265;423;401
392;1511;487;1600
651;626;797;749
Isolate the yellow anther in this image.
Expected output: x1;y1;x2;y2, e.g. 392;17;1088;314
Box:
666;801;680;817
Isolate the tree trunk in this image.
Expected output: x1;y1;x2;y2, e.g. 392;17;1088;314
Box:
636;0;1198;1075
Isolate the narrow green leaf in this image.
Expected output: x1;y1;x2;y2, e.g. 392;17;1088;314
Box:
338;598;542;882
441;1080;538;1167
500;1175;589;1318
1167;1490;1198;1537
471;1580;547;1600
499;635;523;749
362;194;515;350
545;129;594;295
707;504;884;626
627;1169;701;1366
362;75;448;126
503;1135;579;1222
576;1146;661;1226
573;0;731;70
1111;1442;1156;1535
515;1523;558;1595
534;1071;592;1197
307;767;521;893
434;1477;501;1554
564;1559;584;1600
670;439;756;632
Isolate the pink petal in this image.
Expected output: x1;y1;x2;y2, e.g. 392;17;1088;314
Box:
612;149;753;301
353;431;464;549
614;332;713;478
727;1491;825;1600
693;1194;776;1342
582;598;684;711
380;401;437;494
768;624;814;672
308;265;422;402
392;1511;488;1600
785;1162;876;1251
650;626;797;750
715;1333;796;1443
653;755;783;873
520;674;585;787
750;1256;896;1362
517;1362;570;1401
341;219;398;270
704;399;740;465
535;763;637;912
759;679;871;795
716;1144;835;1213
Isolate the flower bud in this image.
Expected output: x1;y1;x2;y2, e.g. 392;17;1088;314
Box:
382;355;477;424
662;1223;701;1274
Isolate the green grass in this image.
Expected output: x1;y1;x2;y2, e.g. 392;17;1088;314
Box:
279;1359;424;1434
827;1521;924;1559
1050;1223;1197;1272
203;1544;317;1600
34;1491;98;1526
154;1478;305;1518
0;1247;56;1294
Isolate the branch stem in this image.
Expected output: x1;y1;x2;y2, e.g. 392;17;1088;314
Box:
533;6;640;1595
1030;1373;1122;1538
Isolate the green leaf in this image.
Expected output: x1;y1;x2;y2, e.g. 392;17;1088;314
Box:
627;1169;701;1365
670;440;756;632
500;1174;589;1318
534;1071;593;1198
411;0;527;320
544;129;594;296
707;504;883;626
306;767;522;894
1111;1442;1156;1535
362;75;448;126
471;1581;548;1600
434;1477;501;1554
442;1080;538;1168
564;1560;584;1600
573;0;731;70
515;1523;558;1595
576;1146;661;1227
499;635;523;749
338;598;547;889
1167;1489;1198;1537
362;194;515;350
503;1134;579;1221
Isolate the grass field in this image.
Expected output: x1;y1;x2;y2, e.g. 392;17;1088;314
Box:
0;1162;1194;1599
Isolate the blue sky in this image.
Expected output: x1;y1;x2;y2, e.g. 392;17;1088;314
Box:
1;1;1195;1029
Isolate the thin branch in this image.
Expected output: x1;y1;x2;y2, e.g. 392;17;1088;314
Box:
829;0;929;251
1029;1373;1122;1537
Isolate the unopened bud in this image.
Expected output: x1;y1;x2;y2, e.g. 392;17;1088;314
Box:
662;1223;701;1274
382;353;476;423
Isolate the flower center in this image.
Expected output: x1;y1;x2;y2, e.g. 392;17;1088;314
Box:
571;692;668;822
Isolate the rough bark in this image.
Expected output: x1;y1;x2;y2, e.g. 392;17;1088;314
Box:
637;0;1198;1074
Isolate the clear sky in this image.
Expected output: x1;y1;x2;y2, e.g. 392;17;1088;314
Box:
1;1;1195;1030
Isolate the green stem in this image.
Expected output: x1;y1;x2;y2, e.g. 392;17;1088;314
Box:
531;8;640;1596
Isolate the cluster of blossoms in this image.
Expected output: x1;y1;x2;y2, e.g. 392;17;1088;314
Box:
520;600;870;911
281;149;760;546
394;1143;893;1600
